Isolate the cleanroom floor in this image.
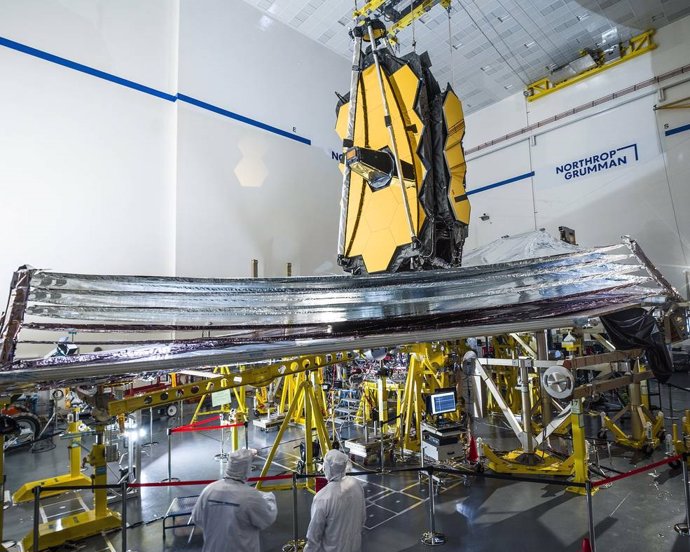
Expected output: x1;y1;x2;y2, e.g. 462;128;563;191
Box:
4;373;690;552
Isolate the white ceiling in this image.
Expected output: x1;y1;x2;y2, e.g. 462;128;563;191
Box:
243;0;690;112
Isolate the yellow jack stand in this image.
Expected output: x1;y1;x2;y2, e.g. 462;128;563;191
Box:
399;354;424;452
672;411;690;455
567;398;593;495
598;365;665;453
483;358;573;476
13;411;92;503
21;427;121;552
483;445;574;476
483;365;580;483
601;410;664;452
229;408;247;453
257;371;331;493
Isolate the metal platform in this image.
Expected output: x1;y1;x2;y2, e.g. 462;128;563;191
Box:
162;495;198;542
252;415;285;432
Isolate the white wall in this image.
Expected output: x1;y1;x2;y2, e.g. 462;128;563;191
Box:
0;0;349;319
464;15;690;295
175;0;348;278
0;0;179;306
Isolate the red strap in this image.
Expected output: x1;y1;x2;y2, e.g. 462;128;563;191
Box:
592;454;682;488
171;422;245;434
129;473;293;488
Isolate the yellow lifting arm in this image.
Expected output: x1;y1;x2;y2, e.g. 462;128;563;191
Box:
354;0;451;43
354;0;388;19
388;0;451;42
107;352;352;416
526;29;656;101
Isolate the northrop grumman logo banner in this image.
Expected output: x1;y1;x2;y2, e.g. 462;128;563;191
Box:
555;144;639;181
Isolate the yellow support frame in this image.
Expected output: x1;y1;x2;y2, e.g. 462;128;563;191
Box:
21;427;121;552
353;0;387;18
353;0;451;43
388;0;451;43
107;353;349;416
13;412;93;504
398;343;461;451
189;366;248;424
526;30;656;101
256;372;332;493
655;96;690;110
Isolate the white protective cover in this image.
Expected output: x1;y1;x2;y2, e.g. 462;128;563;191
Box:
191;478;277;552
305;450;366;552
463;229;581;266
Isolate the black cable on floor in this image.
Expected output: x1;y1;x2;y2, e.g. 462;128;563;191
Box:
592;463;627;475
666;382;690;393
127;516;164;528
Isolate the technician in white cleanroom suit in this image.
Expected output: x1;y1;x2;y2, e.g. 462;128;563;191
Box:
305;449;367;552
191;449;277;552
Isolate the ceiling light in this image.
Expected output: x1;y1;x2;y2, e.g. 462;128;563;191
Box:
601;27;618;44
524;41;535;48
504;84;513;89
258;15;273;31
577;13;589;21
481;65;491;71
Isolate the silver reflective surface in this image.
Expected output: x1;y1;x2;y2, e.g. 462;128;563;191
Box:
0;237;682;390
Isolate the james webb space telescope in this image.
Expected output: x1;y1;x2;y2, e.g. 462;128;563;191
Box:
335;17;470;274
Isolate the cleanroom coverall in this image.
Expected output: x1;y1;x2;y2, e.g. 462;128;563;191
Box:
191;449;277;552
305;449;367;552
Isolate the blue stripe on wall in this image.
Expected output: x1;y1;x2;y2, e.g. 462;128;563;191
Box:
0;35;312;146
665;123;690;137
466;171;535;196
0;36;178;102
178;94;311;145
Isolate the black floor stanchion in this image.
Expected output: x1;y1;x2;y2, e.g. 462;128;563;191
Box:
144;407;158;449
121;481;128;552
667;384;678;421
585;480;597;552
421;467;446;546
282;473;306;552
245;421;249;450
162;428;180;483
674;454;690;536
32;486;42;552
214;427;229;461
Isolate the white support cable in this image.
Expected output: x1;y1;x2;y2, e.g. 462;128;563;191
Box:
520;0;572;66
447;5;454;88
337;33;364;258
458;0;526;86
467;0;529;86
493;0;540;84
